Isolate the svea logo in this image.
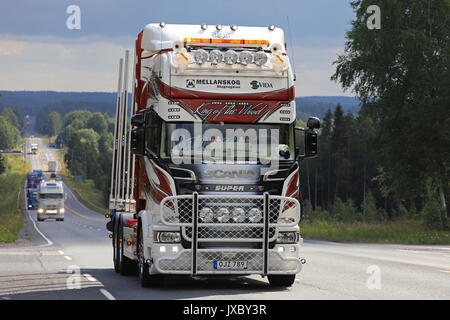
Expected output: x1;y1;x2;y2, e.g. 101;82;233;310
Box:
250;80;273;90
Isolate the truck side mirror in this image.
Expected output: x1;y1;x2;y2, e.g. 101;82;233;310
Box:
307;116;321;130
295;116;320;160
305;129;318;158
131;127;145;155
131;114;145;127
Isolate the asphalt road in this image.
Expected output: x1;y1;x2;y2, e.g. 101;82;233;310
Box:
0;137;449;300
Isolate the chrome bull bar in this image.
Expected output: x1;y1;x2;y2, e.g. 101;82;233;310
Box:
159;192;301;275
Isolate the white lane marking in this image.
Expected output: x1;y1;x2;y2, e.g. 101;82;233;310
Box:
83;274;98;282
58;250;64;255
26;209;53;247
99;289;116;300
64;255;72;261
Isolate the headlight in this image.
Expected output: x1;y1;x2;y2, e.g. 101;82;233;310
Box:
59;208;65;214
37;208;44;214
248;208;262;223
277;231;299;244
216;208;230;223
224;50;238;65
154;232;181;243
193;49;208;65
231;207;246;223
199;207;214;223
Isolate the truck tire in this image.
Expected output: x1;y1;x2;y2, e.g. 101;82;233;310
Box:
37;217;44;222
268;275;296;287
137;225;164;288
119;219;136;276
113;218;120;273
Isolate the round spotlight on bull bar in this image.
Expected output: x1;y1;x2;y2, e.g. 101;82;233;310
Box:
193;49;209;65
199;207;214;223
239;51;253;66
224;50;238;65
248;208;263;223
209;50;223;65
232;207;246;223
216;208;230;223
254;51;268;66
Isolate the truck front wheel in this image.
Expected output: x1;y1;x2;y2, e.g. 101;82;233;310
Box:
268;275;296;287
119;220;136;276
137;225;164;288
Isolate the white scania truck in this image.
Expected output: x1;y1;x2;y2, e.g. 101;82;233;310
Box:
106;23;320;287
37;180;65;221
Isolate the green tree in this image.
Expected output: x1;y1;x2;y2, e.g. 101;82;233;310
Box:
332;0;450;224
0;107;23;131
0;155;6;175
87;112;108;134
0;116;18;150
44;111;63;137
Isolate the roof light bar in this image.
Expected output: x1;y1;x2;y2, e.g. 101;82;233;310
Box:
184;38;270;46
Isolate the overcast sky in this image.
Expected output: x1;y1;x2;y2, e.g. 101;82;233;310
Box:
0;0;356;96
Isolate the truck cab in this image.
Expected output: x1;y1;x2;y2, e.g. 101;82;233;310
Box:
37;180;65;222
108;23;320;287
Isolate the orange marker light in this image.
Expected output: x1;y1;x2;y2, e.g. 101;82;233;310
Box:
179;52;189;61
184;38;270;46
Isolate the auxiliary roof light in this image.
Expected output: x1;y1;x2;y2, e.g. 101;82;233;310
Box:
216;24;223;31
201;24;208;30
193;49;208;65
159;21;166;28
268;24;275;31
223;50;238;65
230;24;238;31
239;51;253;66
254;51;268;66
209;50;223;65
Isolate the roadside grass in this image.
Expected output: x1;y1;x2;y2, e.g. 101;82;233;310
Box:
300;220;450;245
0;154;29;243
56;149;108;214
40;136;56;146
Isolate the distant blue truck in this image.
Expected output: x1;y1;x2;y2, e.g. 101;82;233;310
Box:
26;171;42;210
27;188;39;209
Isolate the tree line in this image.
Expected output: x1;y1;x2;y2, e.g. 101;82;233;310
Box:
300;0;449;229
0;104;23;150
42;109;115;205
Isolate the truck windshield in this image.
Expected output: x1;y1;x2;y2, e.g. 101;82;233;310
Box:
160;123;294;163
39;193;63;199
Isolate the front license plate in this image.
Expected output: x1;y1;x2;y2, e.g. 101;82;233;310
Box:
46;210;57;214
214;260;248;270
